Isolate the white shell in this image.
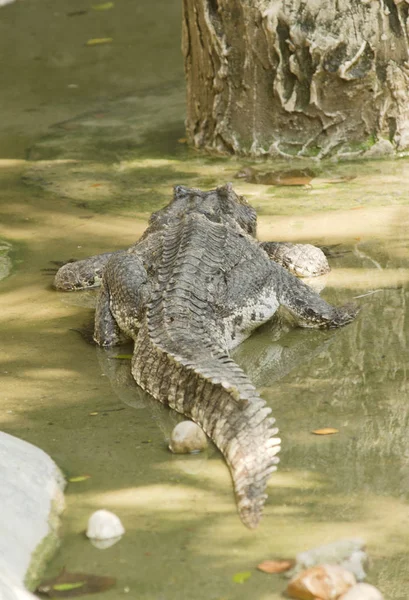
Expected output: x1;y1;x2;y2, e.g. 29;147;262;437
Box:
339;583;384;600
86;509;125;540
169;421;208;454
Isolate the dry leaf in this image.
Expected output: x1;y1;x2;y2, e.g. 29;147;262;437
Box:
36;568;116;597
89;412;99;416
257;559;295;574
177;138;187;143
312;428;339;435
85;38;113;46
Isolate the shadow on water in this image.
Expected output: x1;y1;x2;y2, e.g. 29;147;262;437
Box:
1;0;409;598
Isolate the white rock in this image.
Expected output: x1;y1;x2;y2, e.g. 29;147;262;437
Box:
86;509;125;541
288;538;368;581
339;583;384;600
0;432;65;583
169;421;208;454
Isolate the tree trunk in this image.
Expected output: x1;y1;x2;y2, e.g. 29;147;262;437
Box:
182;0;409;159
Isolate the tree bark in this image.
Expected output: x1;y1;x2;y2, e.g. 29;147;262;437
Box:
182;0;409;159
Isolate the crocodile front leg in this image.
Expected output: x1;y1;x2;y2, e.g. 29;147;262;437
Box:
261;241;330;277
94;251;150;346
276;262;358;328
54;251;122;291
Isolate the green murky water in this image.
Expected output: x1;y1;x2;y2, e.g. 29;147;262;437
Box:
1;1;409;599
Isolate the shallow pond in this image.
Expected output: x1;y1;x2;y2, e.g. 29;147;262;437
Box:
1;1;409;599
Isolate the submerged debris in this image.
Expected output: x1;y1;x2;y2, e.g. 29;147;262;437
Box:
37;568;116;597
169;421;208;454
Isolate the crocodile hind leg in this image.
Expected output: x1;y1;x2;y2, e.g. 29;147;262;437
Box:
261;241;330;277
277;263;358;328
54;251;121;291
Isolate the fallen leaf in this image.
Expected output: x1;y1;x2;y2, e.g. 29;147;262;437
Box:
113;354;132;360
257;559;295;574
89;412;99;416
36;568;116;597
85;38;113;46
177;138;187;143
312;428;339;436
67;10;88;16
90;183;103;188
232;571;252;584
92;2;114;10
68;475;91;482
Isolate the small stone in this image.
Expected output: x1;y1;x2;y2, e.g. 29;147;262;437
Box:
339;583;384;600
363;139;394;158
287;564;356;600
169;421;208;454
287;538;368;581
86;509;125;541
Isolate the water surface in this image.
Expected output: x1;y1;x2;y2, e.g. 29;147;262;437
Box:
1;1;409;599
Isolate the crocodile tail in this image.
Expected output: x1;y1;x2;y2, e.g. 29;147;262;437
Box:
132;322;281;528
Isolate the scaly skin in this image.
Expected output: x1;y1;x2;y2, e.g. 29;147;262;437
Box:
54;184;357;527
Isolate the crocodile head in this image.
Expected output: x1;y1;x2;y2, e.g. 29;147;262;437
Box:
148;183;257;237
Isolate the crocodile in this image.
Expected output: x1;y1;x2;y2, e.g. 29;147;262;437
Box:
54;184;357;528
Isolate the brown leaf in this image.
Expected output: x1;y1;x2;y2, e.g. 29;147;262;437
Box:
257;559;295;574
36;568;116;597
312;428;339;435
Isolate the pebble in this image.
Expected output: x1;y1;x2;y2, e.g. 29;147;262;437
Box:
339;583;384;600
287;564;356;600
287;538;368;581
169;421;208;454
86;509;125;541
